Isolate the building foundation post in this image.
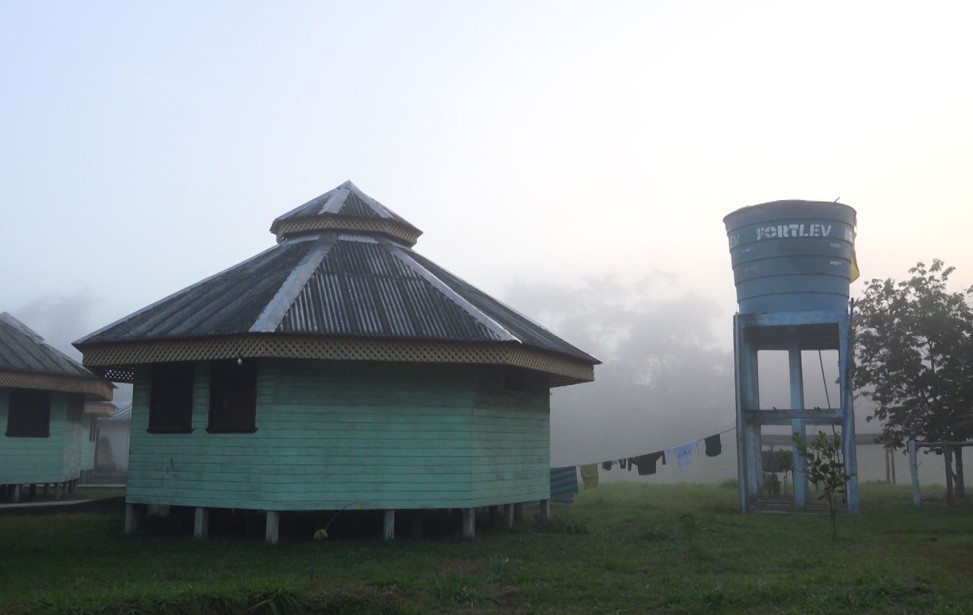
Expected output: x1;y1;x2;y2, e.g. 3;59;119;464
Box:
461;508;475;539
124;503;141;535
194;507;209;539
383;510;395;540
265;511;280;544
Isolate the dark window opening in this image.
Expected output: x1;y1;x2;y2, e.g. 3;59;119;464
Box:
148;363;195;433
6;389;51;437
208;360;257;433
67;396;84;422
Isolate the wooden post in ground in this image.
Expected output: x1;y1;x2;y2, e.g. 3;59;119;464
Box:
908;439;921;507
383;510;395;540
124;504;141;535
265;511;280;544
954;446;966;499
461;508;475;539
194;507;209;539
945;445;955;505
503;503;514;529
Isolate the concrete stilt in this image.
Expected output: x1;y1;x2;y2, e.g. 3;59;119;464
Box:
789;337;808;509
461;508;475;539
540;499;551;520
124;503;141;535
194;507;209;539
503;503;515;529
383;510;395;540
265;511;280;544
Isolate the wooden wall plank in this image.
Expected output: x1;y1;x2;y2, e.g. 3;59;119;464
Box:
0;390;83;484
127;361;552;511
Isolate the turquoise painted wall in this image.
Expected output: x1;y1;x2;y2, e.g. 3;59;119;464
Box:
126;360;551;511
0;388;83;484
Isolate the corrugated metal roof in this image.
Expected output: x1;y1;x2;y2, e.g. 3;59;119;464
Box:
76;183;599;367
0;312;105;381
84;400;118;417
270;180;422;244
102;402;132;422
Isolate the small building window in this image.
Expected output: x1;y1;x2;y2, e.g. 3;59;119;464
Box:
6;389;51;437
148;363;195;433
208;360;257;433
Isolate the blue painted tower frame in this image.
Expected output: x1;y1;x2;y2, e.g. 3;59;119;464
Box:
734;307;860;513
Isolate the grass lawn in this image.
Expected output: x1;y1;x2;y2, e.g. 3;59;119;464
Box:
1;482;971;614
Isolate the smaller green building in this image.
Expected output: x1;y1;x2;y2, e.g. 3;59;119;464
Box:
0;313;113;502
76;181;598;541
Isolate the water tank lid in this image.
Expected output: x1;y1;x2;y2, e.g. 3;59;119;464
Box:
723;200;857;227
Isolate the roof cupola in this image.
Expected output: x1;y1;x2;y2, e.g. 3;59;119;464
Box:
270;180;422;246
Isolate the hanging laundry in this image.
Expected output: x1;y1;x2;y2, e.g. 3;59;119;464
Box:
619;458;628;470
704;434;722;457
632;451;666;475
668;442;699;467
550;466;579;503
580;464;599;489
601;461;612;471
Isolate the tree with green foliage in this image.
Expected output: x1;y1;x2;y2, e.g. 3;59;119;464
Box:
854;259;973;498
793;431;853;539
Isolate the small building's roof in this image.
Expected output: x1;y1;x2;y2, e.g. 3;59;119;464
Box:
76;182;599;386
84;400;118;417
0;312;113;400
101;402;132;423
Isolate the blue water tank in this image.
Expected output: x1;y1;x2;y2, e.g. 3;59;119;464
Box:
724;200;857;314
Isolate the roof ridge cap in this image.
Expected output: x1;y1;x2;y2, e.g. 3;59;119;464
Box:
249;235;337;333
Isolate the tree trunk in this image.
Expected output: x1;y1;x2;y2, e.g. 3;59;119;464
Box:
954;446;966;499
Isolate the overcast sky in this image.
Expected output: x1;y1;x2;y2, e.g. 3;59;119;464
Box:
3;0;972;354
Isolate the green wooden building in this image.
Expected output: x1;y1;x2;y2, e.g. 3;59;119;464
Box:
75;181;598;541
0;313;113;501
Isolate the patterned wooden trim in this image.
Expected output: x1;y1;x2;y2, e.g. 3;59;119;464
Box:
0;370;113;400
275;216;420;246
80;335;594;386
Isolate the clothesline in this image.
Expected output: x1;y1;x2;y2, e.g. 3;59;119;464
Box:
550;426;738;501
569;425;736;469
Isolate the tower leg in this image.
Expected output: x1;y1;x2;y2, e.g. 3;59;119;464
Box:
789;336;807;508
